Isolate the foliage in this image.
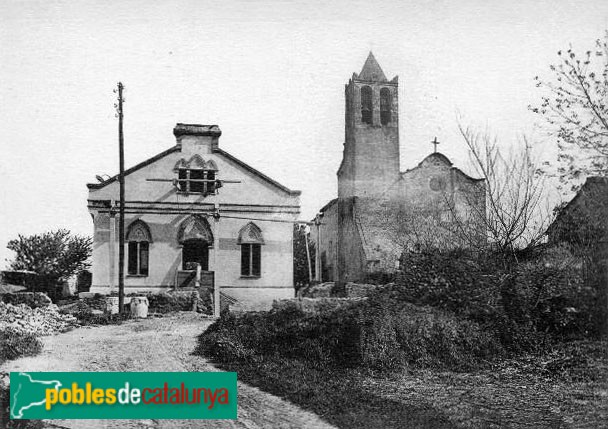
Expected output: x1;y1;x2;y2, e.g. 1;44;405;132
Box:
395;249;604;342
0;328;42;365
292;224;315;289
199;294;505;372
531;31;608;193
361;297;504;371
6;230;92;289
199;304;361;367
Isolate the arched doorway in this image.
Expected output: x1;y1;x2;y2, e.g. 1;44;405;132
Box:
176;216;215;290
182;239;209;271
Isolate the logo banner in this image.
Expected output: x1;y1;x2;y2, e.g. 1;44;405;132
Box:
10;372;237;420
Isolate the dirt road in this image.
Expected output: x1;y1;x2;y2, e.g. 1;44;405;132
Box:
2;313;336;429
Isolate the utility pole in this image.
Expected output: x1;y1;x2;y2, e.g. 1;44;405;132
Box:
115;82;126;314
314;214;322;283
304;225;312;284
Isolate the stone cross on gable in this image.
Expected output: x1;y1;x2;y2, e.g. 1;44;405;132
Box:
431;137;440;153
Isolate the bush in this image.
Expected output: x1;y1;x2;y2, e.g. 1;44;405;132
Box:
0;328;43;364
199;296;505;372
395;249;602;347
199;248;602;373
199;304;361;367
359;295;505;371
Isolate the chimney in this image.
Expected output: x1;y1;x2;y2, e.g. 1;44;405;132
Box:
173;123;221;155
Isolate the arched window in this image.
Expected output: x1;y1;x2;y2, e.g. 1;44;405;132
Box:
238;223;264;277
360;86;373;125
127;220;151;276
380;88;391;125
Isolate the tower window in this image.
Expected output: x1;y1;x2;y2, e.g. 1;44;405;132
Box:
361;86;373;125
380;88;391;125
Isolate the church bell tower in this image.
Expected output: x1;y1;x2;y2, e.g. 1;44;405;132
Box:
338;52;400;199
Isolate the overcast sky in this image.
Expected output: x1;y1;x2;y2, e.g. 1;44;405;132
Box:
1;0;607;268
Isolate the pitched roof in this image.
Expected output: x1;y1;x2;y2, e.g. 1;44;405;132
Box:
358;52;387;82
87;146;181;189
87;146;301;196
214;148;301;196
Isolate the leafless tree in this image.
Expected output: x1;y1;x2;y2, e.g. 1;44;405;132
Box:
531;31;608;194
456;123;551;257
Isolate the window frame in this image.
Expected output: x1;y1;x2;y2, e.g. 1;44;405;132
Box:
128;241;149;276
240;243;261;278
177;168;217;195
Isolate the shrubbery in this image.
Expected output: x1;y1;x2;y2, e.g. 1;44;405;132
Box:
360;296;504;370
200;303;361;367
199;293;506;371
0;328;42;365
197;243;607;377
395;249;604;344
200;246;605;373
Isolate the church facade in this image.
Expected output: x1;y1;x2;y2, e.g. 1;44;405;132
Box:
313;53;487;284
87;123;300;310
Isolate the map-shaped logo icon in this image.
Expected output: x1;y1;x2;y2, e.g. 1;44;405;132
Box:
10;372;62;419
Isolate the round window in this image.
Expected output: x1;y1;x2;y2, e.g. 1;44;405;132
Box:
429;177;446;191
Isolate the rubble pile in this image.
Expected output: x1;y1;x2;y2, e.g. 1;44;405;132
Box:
0;301;78;336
